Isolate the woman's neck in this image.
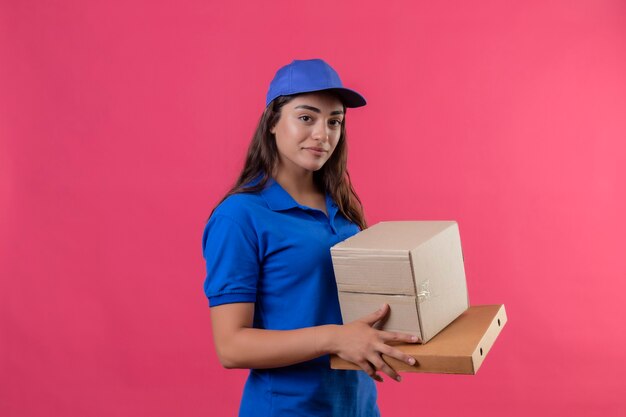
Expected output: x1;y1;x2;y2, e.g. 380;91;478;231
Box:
273;164;322;202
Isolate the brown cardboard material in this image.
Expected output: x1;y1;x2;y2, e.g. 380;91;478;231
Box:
330;304;507;374
331;221;469;342
337;292;419;334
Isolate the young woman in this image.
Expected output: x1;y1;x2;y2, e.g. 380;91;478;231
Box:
202;59;418;416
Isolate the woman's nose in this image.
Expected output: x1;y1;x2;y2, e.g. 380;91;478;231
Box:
312;122;330;142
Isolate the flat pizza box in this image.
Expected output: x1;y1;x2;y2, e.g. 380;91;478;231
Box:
330;304;507;375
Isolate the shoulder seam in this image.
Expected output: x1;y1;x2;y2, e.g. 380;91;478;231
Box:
209;213;259;254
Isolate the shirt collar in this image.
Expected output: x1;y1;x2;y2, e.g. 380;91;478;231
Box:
260;178;300;211
260;177;339;218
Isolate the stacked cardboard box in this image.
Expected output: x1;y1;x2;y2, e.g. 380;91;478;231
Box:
331;221;469;343
330;304;507;374
330;221;506;374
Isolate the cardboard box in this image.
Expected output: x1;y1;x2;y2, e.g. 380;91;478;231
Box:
330;304;507;374
331;221;469;342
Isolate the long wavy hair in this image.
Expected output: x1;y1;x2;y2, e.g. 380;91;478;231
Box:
212;93;367;230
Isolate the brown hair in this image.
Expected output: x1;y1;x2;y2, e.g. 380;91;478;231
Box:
211;94;367;230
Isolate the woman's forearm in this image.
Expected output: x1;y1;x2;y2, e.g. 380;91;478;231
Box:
210;302;418;380
216;325;339;369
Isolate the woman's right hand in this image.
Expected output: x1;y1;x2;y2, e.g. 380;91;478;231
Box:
327;304;420;382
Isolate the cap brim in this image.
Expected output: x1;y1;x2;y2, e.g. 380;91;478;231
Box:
266;87;367;108
323;88;367;108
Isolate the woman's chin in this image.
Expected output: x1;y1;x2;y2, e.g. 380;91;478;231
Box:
295;159;327;173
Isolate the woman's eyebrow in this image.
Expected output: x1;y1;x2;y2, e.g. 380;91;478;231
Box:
294;105;344;116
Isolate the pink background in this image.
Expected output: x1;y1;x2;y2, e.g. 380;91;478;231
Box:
2;1;625;416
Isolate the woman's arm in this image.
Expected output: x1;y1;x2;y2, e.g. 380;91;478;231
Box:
210;302;418;382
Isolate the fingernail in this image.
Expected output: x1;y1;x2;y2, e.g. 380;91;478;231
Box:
396;375;402;382
411;336;418;342
408;357;416;366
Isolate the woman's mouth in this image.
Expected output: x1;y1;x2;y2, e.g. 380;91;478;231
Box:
303;147;328;156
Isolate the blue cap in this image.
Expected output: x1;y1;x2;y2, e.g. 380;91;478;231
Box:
265;59;367;108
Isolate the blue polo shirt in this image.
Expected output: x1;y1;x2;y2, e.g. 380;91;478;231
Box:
202;177;379;417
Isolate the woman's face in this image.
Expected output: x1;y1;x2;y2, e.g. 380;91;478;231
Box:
270;92;344;177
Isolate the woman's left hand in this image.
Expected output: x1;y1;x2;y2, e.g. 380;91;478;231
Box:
317;304;419;382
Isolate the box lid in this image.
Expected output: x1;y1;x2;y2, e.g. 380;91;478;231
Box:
332;221;458;251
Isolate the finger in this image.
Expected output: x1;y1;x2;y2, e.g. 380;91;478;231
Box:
358;304;389;326
356;360;377;380
377;343;417;367
370;372;383;383
379;330;420;344
369;354;400;382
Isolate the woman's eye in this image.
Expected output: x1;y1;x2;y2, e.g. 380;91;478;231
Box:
299;115;312;122
329;119;343;127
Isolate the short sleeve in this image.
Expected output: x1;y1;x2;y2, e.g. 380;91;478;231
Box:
202;213;260;307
